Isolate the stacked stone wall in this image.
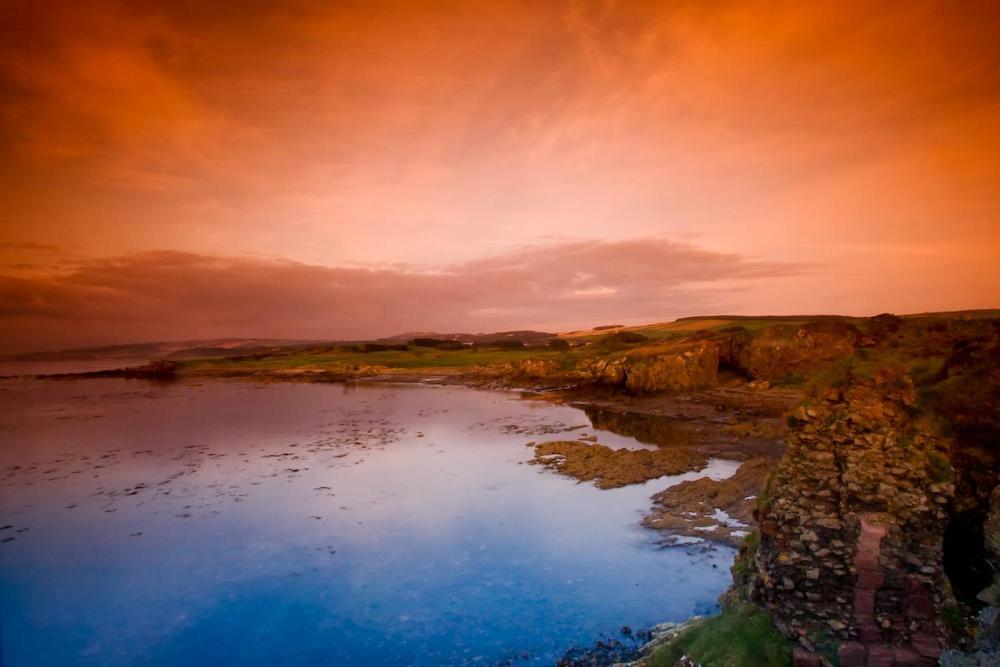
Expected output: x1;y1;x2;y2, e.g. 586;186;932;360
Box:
752;370;954;665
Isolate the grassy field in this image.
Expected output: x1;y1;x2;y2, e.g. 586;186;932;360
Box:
179;346;567;373
559;318;737;340
175;329;717;377
170;310;997;384
557;315;834;341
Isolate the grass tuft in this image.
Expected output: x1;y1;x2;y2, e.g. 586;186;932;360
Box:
648;604;793;667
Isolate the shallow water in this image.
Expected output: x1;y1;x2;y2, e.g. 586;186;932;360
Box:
0;379;736;666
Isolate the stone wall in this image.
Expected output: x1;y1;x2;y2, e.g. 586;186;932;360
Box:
751;370;954;665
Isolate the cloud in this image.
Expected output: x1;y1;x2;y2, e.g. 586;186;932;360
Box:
0;0;996;318
0;240;800;353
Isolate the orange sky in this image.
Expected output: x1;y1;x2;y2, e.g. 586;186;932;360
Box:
1;0;998;352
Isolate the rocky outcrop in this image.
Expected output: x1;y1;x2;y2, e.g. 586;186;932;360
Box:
983;486;1000;606
940;486;1000;664
581;322;860;393
43;359;179;380
610;618;703;667
736;322;859;382
750;370;954;665
585;341;720;393
468;358;587;386
529;440;705;489
644;457;770;545
925;331;1000;605
466;320;861;395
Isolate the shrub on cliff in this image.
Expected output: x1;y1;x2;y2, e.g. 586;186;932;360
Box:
408;338;466;350
360;343;408;352
599;331;650;346
475;339;525;350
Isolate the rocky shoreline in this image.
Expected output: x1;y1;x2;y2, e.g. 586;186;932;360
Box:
15;312;1000;666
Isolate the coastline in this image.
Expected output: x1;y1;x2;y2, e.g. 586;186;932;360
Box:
9;312;998;666
20;358;797;550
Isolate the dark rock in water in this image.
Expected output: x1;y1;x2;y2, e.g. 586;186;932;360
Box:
620;625;632;637
491;649;535;666
556;637;640;666
39;359;179;381
634;628;653;642
529;440;704;489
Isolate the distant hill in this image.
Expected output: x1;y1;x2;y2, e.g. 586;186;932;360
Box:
7;311;995;360
557;309;1000;340
378;330;554;345
1;331;557;361
1;338;337;362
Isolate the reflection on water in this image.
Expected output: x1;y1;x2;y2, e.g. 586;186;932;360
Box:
584;405;695;448
0;379;735;666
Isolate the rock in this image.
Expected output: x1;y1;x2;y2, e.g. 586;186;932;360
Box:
587;341;721;393
750;370;954;649
839;641;867;667
866;645;895;667
737;322;859;382
792;647;825;666
645;457;770;546
529;440;704;489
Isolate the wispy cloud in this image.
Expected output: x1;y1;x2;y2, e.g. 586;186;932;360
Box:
0;0;996;322
0;240;801;353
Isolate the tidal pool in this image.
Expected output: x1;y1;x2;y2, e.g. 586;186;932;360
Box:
0;378;736;666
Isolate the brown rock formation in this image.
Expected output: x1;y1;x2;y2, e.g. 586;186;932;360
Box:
737;321;859;382
751;370;953;663
585;340;720;393
980;486;1000;606
581;322;861;393
529;440;705;489
644;457;771;545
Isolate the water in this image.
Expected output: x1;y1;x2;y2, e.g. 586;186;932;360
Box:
0;378;736;666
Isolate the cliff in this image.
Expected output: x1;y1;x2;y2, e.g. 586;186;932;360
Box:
631;316;999;667
751;371;953;665
741;321;1000;666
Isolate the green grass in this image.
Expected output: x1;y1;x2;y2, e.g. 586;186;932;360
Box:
179;348;568;372
731;531;759;580
926;451;954;483
706;319;808;332
173;313;990;386
941;603;974;636
648;605;793;667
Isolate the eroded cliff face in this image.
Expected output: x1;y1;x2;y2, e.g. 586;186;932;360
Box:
477;316;997;666
581;323;861;394
984;487;1000;607
751;371;954;665
735;322;860;383
585;340;721;393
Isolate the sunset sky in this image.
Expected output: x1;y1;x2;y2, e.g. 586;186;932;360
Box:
1;0;998;352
